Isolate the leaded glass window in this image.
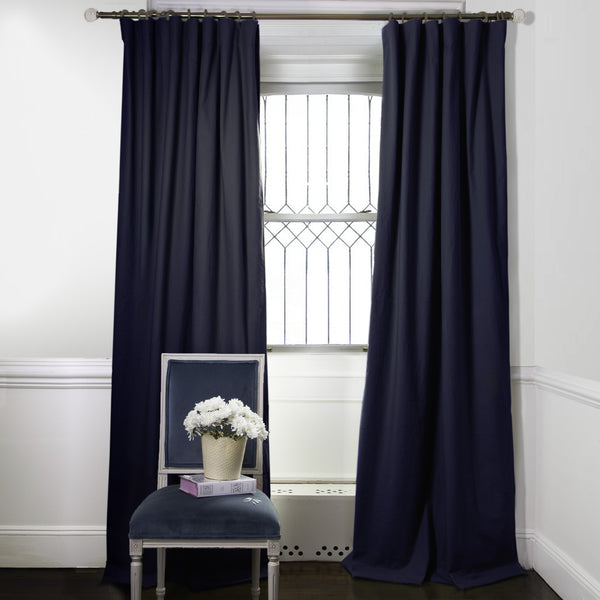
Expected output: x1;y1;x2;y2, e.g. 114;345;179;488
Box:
261;94;381;346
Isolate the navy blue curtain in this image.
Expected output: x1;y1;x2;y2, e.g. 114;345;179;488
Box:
103;16;268;587
343;18;524;589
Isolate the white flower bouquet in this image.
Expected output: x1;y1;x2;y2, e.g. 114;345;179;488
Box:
183;396;268;442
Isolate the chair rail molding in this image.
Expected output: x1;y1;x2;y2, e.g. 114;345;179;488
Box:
533;366;600;410
0;358;112;389
511;364;600;410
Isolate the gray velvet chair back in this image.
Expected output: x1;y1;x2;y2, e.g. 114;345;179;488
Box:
158;354;265;486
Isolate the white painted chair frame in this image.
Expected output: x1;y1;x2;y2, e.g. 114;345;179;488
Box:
129;539;280;600
129;353;280;600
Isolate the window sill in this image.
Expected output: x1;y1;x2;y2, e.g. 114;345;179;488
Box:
267;344;367;353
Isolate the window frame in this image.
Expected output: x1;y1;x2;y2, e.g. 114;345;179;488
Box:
260;92;380;351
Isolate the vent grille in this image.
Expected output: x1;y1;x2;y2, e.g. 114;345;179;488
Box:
271;483;355;562
272;483;356;496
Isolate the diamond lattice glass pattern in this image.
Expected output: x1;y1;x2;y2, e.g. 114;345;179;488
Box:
262;95;381;345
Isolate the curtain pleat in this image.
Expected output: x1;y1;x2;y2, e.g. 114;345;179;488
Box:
103;16;267;588
343;18;524;589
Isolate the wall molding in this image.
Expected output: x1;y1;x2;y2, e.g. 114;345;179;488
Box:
0;358;112;389
533;532;600;600
510;365;538;386
534;367;600;410
511;365;600;410
0;525;106;568
515;528;535;570
0;525;106;536
514;527;600;600
3;359;597;404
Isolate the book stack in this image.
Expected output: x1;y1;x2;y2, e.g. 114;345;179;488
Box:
179;473;257;498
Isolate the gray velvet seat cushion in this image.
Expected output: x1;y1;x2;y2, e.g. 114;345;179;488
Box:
129;485;280;540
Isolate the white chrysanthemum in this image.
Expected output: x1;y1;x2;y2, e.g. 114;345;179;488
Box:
183;396;268;441
183;414;194;431
228;398;245;414
194;396;227;412
230;413;249;436
183;411;203;439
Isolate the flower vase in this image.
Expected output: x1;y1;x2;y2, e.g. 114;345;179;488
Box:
201;435;247;481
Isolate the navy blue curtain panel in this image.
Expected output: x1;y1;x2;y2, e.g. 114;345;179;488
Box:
103;16;268;587
343;18;524;589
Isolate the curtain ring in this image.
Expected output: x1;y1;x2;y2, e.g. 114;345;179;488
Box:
235;10;242;22
402;12;406;24
165;10;174;20
252;11;257;20
422;12;428;23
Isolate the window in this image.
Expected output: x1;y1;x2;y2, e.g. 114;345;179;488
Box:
261;94;381;347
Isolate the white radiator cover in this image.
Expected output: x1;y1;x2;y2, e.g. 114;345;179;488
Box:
271;484;356;562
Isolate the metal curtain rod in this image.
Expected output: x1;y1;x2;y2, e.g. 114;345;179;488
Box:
85;8;526;23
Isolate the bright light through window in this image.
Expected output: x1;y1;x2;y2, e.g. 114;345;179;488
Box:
261;94;381;346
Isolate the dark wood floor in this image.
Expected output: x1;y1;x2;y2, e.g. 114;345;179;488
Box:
0;562;561;600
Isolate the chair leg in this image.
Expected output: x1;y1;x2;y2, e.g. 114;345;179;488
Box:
251;548;261;600
129;539;143;600
156;547;166;599
267;541;280;600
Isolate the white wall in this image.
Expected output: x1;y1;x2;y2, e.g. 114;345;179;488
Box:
532;0;600;383
0;0;137;358
533;371;600;599
0;359;112;567
268;352;365;482
529;1;600;597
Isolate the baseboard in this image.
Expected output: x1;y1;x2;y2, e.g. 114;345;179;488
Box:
0;526;106;568
515;528;600;599
533;532;600;600
515;529;535;570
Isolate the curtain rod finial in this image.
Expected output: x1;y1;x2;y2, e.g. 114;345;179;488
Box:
512;8;525;23
84;8;98;22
